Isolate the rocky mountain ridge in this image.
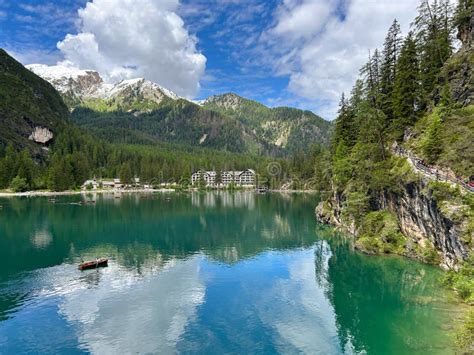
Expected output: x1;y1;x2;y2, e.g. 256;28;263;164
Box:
27;64;332;155
27;64;180;107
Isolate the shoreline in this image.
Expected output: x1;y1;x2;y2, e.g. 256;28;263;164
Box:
0;188;176;198
0;188;318;198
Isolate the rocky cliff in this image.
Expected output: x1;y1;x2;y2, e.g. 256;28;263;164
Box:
378;180;469;269
316;177;471;269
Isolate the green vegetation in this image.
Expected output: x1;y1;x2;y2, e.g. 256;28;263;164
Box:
456;310;474;350
69;92;331;157
316;1;473;350
72;100;254;154
443;255;474;350
355;211;407;255
202;93;332;154
319;0;471;250
444;256;474;304
410;105;474;176
0;125;294;191
0;49;68;155
9;176;29;193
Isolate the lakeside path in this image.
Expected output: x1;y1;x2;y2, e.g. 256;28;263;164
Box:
392;143;474;194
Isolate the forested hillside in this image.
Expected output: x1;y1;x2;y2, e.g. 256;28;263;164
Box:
203;93;332;153
0;49;69;156
71;100;270;155
315;0;473;349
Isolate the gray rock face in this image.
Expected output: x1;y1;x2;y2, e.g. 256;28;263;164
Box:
444;49;474;106
316;178;469;269
378;180;468;269
28;127;53;144
457;11;474;48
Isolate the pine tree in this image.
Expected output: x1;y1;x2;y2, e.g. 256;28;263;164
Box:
333;94;356;150
380;19;402;124
16;149;35;189
361;50;382;106
48;157;74;191
392;32;421;139
332;141;352;191
414;0;454;106
0;145;17;188
120;162;133;185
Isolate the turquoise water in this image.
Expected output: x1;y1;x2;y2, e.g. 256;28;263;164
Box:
0;192;460;354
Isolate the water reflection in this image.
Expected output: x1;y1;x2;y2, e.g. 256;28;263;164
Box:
0;192;459;354
30;229;53;249
191;191;256;209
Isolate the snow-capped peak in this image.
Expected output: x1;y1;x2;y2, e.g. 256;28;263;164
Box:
27;64;181;104
107;78;180;101
27;64;104;97
26;63;99;81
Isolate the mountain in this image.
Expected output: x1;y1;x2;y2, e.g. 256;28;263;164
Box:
25;64;180;109
202;93;332;152
0;50;69;157
27;65;331;156
0;49;286;191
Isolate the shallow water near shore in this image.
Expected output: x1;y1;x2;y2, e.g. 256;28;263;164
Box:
0;192;463;354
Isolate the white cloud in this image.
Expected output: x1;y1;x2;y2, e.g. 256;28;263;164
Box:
57;0;206;97
272;0;337;41
267;0;431;119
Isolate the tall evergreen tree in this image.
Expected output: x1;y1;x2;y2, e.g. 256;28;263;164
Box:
333;94;356;150
16;149;35;189
48;157;74;191
380;19;403;124
120;162;133;184
414;0;454;106
392;32;421;139
361;50;382;106
0;145;17;188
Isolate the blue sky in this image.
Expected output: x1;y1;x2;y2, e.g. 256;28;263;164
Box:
0;0;426;119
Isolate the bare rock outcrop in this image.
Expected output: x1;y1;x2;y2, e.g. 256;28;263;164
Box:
28;127;53;144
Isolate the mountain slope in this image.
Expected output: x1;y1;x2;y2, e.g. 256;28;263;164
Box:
28;65;331;156
203;93;332;152
0;50;69;156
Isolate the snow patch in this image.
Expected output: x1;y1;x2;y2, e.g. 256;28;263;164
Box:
27;64;181;102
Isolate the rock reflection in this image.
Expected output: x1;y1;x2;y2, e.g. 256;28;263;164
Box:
30;229;52;249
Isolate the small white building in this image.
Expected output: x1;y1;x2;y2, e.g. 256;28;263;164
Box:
82;179;100;190
82;178;125;190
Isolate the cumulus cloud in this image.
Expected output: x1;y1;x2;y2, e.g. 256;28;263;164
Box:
57;0;206;97
267;0;434;118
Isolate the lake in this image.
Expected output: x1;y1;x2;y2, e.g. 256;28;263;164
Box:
0;192;462;354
